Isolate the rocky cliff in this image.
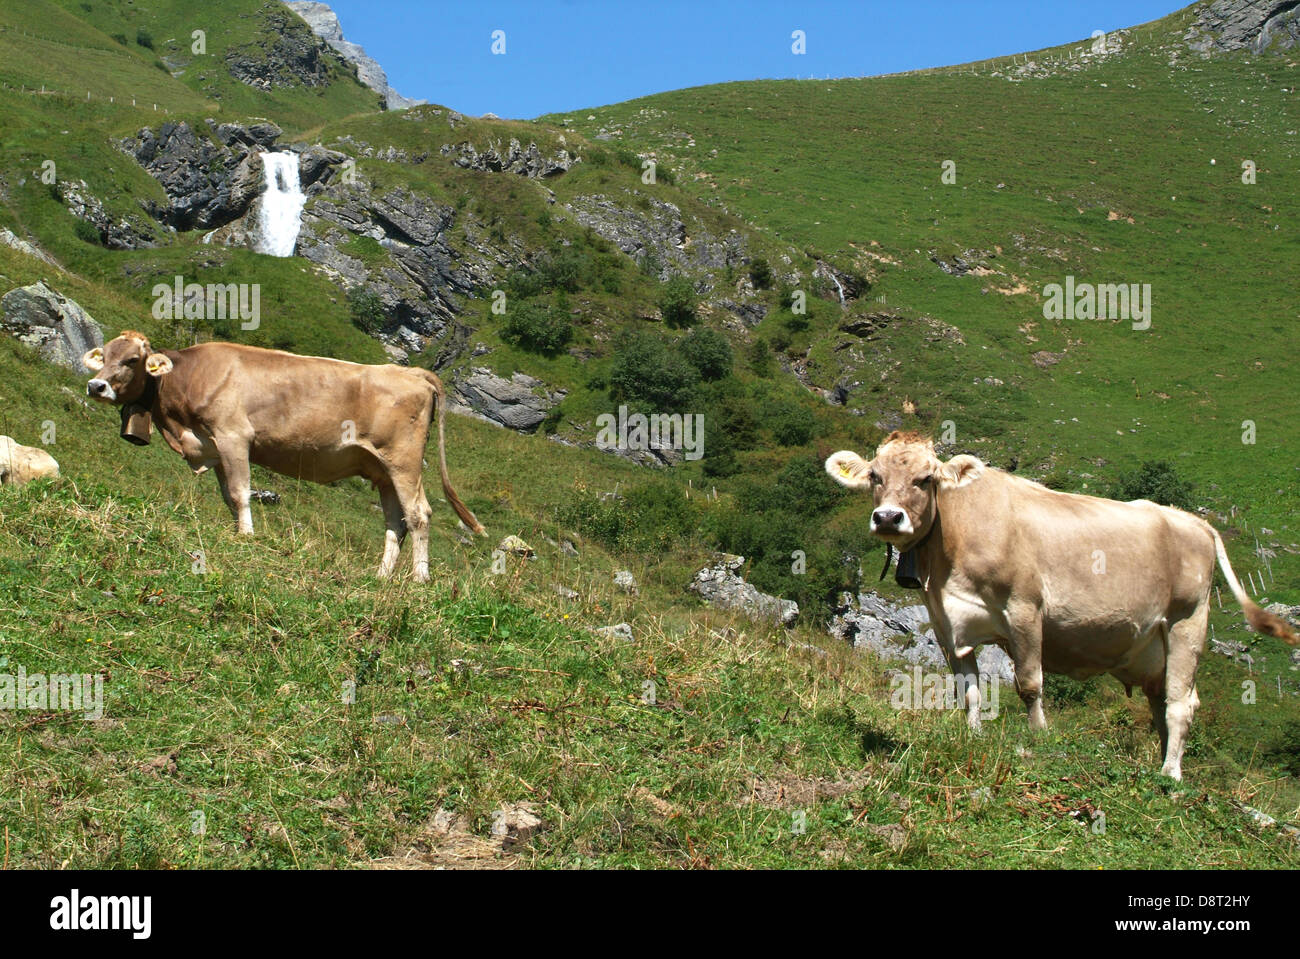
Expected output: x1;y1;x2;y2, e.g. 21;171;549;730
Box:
284;1;425;110
1186;0;1300;53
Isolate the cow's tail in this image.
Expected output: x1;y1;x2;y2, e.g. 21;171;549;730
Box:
1212;529;1297;644
418;369;486;536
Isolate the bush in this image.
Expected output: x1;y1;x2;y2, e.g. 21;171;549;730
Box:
749;257;773;290
136;28;154;49
1107;461;1195;510
658;276;697;329
500;300;573;355
72;218;100;245
748;337;774;377
608;331;700;412
765;403;816;446
346;287;386;335
680;328;733;381
557;480;700;553
111;32;128;46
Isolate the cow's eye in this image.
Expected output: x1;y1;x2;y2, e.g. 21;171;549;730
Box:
916;475;933;488
868;471;881;485
124;356;138;365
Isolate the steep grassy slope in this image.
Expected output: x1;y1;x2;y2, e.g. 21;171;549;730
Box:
548;11;1300;646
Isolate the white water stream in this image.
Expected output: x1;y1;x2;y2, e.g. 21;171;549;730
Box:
255;151;305;257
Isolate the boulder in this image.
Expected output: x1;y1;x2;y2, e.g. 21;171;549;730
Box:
688;554;799;626
451;368;562;433
829;591;1015;684
1;281;103;371
613;570;639;595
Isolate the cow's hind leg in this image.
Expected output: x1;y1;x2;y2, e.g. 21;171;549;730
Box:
376;480;407;579
1161;606;1208;780
390;476;433;583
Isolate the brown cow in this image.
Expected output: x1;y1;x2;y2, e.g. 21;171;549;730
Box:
83;332;485;581
827;431;1297;780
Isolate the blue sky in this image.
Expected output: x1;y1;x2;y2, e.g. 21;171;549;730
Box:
323;1;1183;118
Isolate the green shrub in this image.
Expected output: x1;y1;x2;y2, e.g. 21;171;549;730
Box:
765;403;816;446
501;300;573;355
658;276;697;329
748;337;774;377
608;331;700;412
680;328;733;381
557;480;700;553
346;287;386;335
72;218;100;245
1107;461;1195;510
136;28;154;49
749;257;773;290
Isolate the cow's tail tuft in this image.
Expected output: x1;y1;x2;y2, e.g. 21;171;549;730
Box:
419;369;486;536
1212;529;1297;645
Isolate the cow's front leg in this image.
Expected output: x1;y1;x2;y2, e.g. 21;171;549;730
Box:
1005;604;1047;730
929;606;985;731
215;442;254;535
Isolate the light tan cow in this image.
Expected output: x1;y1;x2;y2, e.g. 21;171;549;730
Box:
83;331;485;581
827;430;1297;780
0;435;59;485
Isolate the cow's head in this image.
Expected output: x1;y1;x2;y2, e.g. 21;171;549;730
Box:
82;331;173;405
825;431;984;548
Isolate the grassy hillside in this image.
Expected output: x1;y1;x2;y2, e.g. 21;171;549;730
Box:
0;2;1297;868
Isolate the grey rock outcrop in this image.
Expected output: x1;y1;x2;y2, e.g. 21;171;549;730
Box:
449;368;563;432
688;554;799;626
224;4;340;90
1;281;103;371
0;229;58;267
829;591;1015;684
1186;0;1300;53
284;1;424;109
121;120;282;231
565;193;747;281
60;180;156;250
440;139;578;178
299;186;487;350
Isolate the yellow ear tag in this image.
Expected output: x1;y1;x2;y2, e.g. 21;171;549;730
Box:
840;465;851;477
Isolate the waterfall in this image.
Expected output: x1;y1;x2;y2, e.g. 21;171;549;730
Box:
255;152;305;257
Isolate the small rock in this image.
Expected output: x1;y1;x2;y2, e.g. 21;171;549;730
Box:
554;585;580;601
593;623;634;643
497;535;534;557
614;570;638;594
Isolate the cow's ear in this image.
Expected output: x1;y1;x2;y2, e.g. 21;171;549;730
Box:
826;451;874;488
940;454;984;489
144;353;173;377
82;347;104;372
